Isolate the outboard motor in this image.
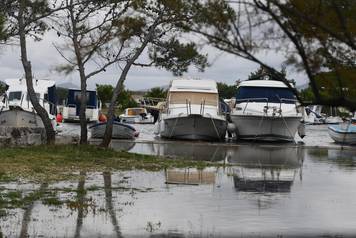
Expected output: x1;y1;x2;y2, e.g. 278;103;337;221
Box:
140;112;147;120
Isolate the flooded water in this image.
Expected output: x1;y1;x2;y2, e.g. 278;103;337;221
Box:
1;123;355;237
1;142;356;237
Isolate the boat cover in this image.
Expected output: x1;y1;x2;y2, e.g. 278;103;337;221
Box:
329;124;356;133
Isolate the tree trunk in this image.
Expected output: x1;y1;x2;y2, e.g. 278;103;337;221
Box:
18;0;55;145
103;171;122;237
79;79;88;144
69;0;88;144
100;22;159;147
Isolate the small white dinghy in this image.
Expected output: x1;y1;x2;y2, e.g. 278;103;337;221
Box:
89;121;139;139
119;107;154;124
328;120;356;145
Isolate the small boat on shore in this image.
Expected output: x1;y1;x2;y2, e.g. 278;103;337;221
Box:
89;121;139;139
119;107;154;124
328;120;356;145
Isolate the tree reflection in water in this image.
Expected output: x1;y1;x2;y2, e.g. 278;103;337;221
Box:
103;171;122;238
74;171;86;238
19;183;48;238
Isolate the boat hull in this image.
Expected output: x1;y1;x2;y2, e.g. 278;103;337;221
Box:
89;122;137;139
328;125;356;144
0;109;44;128
159;114;227;141
230;114;301;141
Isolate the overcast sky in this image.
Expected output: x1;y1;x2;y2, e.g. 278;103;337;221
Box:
0;31;308;91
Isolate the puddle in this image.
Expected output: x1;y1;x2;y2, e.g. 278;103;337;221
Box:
1;145;356;237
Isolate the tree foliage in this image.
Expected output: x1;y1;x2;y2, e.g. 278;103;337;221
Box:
216;82;236;99
143;87;167;99
96;84;114;104
116;88;137;110
185;0;356;110
0;14;6;40
100;0;212;147
56;87;68;105
96;84;137;109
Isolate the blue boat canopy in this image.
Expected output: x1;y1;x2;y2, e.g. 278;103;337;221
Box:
67;89;98;108
236;86;296;104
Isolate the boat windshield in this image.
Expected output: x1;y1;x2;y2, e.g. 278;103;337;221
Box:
8;91;22;101
236;86;296;104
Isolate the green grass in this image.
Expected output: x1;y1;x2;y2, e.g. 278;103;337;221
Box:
0;144;220;182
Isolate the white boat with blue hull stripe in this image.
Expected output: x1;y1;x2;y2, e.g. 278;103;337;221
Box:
230;79;302;142
328;121;356;145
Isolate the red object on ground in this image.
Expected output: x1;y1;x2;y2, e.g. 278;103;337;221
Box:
99;113;107;122
56;113;63;123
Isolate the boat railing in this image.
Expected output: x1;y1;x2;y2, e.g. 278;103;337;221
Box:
167;99;217;115
236;97;298;114
236;98;269;114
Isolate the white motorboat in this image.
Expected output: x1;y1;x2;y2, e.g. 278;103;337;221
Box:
230;79;302;142
304;105;343;124
61;88;101;122
304;105;325;124
155;79;227;141
328;120;356;145
119;107;154;124
0;78;57;128
89;121;139;139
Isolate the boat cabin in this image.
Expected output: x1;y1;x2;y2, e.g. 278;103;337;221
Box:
167;79;220;116
235;80;297;104
3;78;57;117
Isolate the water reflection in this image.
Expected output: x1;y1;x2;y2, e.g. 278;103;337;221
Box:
227;146;303;193
308;148;356;169
128;141;227;161
19;183;48;238
74;171;86;238
165;168;215;185
103;171;122;238
2;145;356;236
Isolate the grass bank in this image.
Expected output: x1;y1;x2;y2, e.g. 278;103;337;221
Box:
0;144;220;182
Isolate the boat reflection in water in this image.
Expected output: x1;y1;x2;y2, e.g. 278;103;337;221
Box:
127;141;227;162
165;168;215;185
226;145;303;193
